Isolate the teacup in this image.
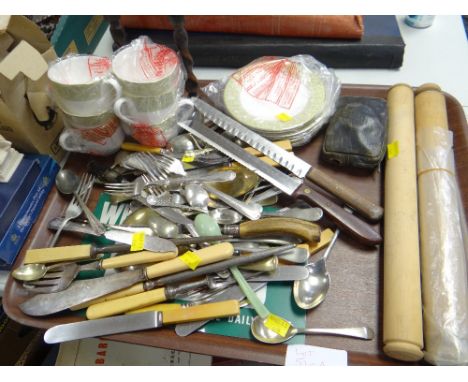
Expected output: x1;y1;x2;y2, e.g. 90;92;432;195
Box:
112;37;182;96
48;54;122;117
112;37;184;120
59;111;125;156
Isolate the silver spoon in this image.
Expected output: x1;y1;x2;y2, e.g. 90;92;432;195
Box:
209;208;243;225
55;169;105;235
183;183;210;210
250;315;374;344
293;229;340;309
262;207;323;222
204;184;263;220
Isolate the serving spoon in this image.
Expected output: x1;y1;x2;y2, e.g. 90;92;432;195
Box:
293;229;340;309
250;315;374;344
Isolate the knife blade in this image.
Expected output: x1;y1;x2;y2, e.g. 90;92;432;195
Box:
19;242;235;316
192;97;383;222
47;218;231;245
103;231;177;252
178;118;382;246
44;299;240;344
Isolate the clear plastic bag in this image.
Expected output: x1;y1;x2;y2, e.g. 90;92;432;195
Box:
202;55;340;146
416;126;468;365
47;54;120;117
111;36;187;147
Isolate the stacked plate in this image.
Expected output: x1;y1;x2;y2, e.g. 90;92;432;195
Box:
222;56;340;146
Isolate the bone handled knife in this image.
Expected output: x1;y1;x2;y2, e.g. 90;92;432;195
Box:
44;300;240;344
178;117;382;246
192;97;383;222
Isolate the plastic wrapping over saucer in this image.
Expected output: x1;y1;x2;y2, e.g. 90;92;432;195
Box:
203;55;340;146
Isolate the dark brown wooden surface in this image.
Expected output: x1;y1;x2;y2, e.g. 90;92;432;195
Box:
3;84;467;366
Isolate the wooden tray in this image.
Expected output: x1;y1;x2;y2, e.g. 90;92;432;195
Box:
3;84;468;366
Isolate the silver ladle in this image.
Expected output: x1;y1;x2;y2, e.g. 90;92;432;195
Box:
293;228;340;309
250;315;374;344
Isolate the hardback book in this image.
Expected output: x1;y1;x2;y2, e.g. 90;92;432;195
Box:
0;154;59;269
120;15;365;39
123;15;405;69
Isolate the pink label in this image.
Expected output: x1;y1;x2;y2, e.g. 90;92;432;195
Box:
87;57;111;78
139;42;178;80
233;57;301;109
131;123;168;147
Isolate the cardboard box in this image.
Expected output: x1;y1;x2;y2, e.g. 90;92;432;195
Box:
0;16;65;162
51;15;108;56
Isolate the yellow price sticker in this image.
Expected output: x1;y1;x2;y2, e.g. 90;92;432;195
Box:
387;141;400;159
130;232;145;251
181;153;195;163
179;251;202;270
276;113;293;122
264;314;291;337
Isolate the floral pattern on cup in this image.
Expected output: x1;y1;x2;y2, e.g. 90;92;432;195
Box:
59;113;125;156
48;54;122;117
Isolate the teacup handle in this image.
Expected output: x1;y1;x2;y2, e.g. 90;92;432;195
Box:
59;129;86;153
114;97;139;125
104;77;122;101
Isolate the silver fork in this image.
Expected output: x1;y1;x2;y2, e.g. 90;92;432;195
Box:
103;171;236;196
23;261;99;294
103;176;148;197
139;152;186;176
49;173;94;247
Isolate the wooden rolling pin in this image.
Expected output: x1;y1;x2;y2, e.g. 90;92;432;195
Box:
383;84;424;362
415;84;468;365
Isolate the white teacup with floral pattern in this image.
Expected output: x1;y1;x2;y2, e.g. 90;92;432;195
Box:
59;111;125;156
48;54;122;117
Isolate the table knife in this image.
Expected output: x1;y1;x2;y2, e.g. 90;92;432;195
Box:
47;218;232;245
43;299;240;344
191;97;383;222
20;242;235;316
178;117;382;246
175;281;267;337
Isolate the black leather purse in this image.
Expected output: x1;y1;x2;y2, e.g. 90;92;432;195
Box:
321;96;387;169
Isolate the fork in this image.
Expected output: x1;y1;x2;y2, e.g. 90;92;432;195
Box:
103;171;236;196
22;261;99;294
49;173;94;247
138;152;186;176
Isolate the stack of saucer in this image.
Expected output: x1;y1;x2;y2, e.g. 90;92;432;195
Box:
222;56;340;146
